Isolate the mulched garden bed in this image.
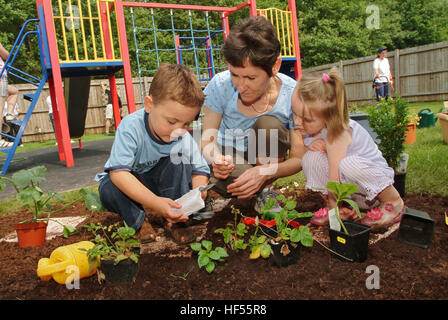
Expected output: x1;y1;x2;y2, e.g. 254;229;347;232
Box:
0;189;447;300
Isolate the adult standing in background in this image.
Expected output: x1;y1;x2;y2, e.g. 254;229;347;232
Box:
373;47;393;101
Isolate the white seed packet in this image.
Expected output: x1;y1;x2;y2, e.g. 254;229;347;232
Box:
172;186;205;216
329;208;341;232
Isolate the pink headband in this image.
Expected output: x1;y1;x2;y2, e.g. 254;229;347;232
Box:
322;73;331;83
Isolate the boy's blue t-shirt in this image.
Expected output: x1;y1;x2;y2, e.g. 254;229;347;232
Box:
204;71;297;152
95;108;210;181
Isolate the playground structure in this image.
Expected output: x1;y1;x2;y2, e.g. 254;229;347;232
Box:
0;0;301;176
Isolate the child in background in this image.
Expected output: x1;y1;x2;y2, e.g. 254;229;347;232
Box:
96;64;211;244
291;67;405;232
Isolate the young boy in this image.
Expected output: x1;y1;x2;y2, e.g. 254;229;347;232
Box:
96;64;211;244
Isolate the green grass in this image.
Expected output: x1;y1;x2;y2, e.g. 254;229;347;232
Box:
14;133;114;153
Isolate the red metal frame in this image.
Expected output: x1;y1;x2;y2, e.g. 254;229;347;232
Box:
37;0;74;166
288;0;302;79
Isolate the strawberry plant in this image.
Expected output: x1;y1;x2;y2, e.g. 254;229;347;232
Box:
190;240;228;273
214;205;248;251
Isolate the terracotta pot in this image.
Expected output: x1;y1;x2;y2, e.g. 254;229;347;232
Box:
404;123;416;145
15;221;48;248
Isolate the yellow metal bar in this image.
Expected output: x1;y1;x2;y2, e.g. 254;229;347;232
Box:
285;11;292;56
97;0;107;60
77;0;89;60
87;0;98;60
289;11;295;57
67;0;80;61
57;0;70;61
257;7;295;58
113;2;122;60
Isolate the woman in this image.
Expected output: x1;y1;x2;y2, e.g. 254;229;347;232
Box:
201;16;305;212
373;47;393;101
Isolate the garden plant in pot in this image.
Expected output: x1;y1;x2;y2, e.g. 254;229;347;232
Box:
367;95;410;197
249;196;314;267
319;181;371;263
82;221;140;283
0;165;103;248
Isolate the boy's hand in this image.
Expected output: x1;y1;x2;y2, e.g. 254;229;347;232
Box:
212;154;234;179
150;197;188;223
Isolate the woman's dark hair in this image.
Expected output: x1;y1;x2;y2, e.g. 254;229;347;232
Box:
222;16;281;76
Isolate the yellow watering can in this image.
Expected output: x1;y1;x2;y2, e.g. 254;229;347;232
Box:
37;241;98;285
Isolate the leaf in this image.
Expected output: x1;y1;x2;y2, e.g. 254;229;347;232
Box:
84;189;105;212
205;261;215;273
201;240;212;252
62;225;78;238
260;243;272;259
249;246;261;259
190;242;202;251
289;228;301;242
214;247;228;258
0;179;6;192
12;169;33;187
285;200;296;211
343;198;361;218
198;254;210;268
208;250;221;261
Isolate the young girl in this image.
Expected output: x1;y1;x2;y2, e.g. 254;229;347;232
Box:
291;67;405;232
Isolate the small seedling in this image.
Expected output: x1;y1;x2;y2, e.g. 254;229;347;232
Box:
215;205;248;251
190;240;228;273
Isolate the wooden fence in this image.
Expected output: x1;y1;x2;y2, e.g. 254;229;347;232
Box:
302;41;448;106
10;77;150;143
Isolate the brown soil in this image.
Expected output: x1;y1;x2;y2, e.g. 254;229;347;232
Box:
0;189;447;300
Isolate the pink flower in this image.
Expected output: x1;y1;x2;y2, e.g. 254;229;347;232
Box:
314;208;329;218
365;207;383;220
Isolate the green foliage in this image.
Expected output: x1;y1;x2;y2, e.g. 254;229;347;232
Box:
214;205;248;251
250;196;313;260
81;222;140;271
367;95;410;170
0;165;104;237
324;181;361;235
190;240;228;273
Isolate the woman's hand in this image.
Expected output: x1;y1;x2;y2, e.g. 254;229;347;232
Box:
150;197;188;224
212;154;234;180
227;166;268;199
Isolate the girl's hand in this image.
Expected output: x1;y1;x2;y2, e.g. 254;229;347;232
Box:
308;138;326;153
212;154;234;180
227;166;267;199
150;197;188;223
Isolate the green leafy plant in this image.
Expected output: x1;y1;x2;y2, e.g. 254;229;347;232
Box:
190;240;228;273
0;165;104;237
248;216;272;260
214;205;248;251
81;221;140;271
367;95;410;171
250;197;314;260
321;181;361;235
